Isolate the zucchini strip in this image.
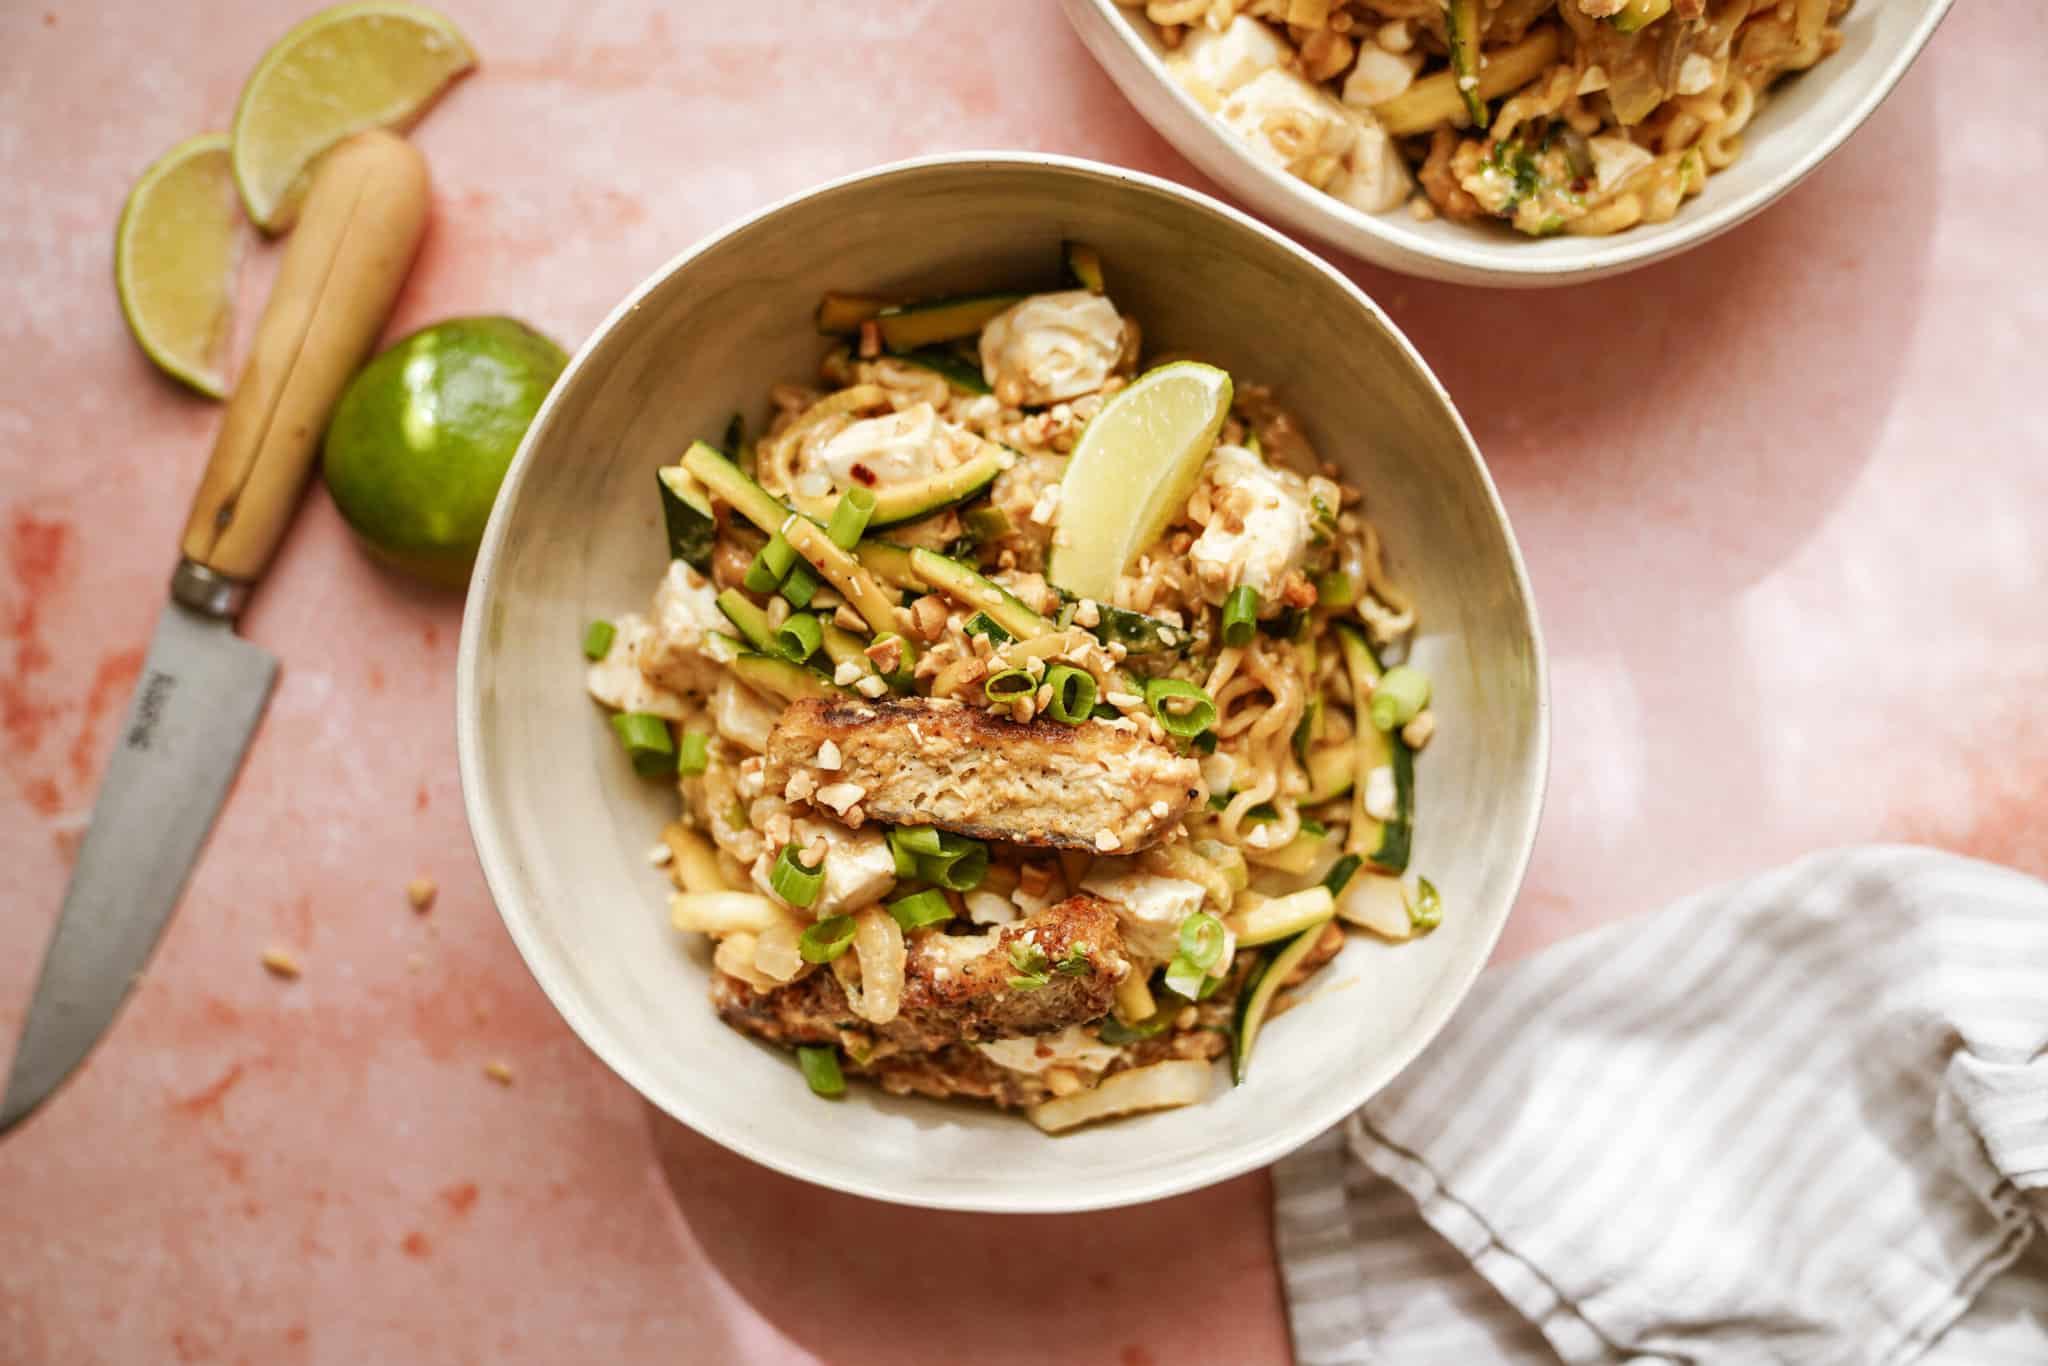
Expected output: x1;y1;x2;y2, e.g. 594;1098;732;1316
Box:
1373;27;1561;136
1230;924;1326;1085
1443;0;1486;127
815;292;895;335
781;516;900;638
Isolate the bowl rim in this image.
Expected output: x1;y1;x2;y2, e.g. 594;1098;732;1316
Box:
456;150;1552;1212
1066;0;1957;284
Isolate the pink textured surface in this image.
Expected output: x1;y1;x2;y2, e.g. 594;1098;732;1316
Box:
2;2;2042;1361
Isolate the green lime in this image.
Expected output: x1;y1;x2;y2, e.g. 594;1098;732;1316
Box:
323;316;566;588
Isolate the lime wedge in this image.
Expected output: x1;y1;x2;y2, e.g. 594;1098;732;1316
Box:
231;2;475;233
114;133;241;400
1047;361;1234;601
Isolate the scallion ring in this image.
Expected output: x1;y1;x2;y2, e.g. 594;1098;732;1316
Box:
886;888;953;932
890;826;944;857
1178;910;1227;973
984;667;1035;701
1369;665;1431;732
918;839;988;892
675;730;711;777
796;1045;845;1097
770;842;825;908
744;533;799;593
1042;664;1096;725
1221;585;1260;647
798;914;856;963
610;712;676;777
581;619;616;660
1314;570;1356;609
774;612;823;664
1321;853;1364;896
1408;876;1442;931
827;487;876;549
1142;677;1216;739
780;561;821;610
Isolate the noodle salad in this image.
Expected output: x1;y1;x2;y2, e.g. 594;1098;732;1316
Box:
582;245;1439;1132
1130;0;1853;237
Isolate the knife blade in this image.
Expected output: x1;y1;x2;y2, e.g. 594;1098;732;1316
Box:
0;602;276;1132
1;130;430;1134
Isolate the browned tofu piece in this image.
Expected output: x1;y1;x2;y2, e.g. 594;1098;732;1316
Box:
763;697;1201;854
712;893;1129;1050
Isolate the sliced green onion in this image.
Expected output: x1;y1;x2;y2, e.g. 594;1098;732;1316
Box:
745;533;799;593
770;843;825;908
800;915;856;963
1055;949;1093;976
1221;586;1260;647
1055;600;1078;630
984;667;1035;701
1178;911;1227;973
675;730;711;777
610;712;676;777
1321;853;1363;896
1043;664;1096;724
1314;570;1356;609
1162;954;1209;999
1369;665;1431;732
1300;818;1329;838
721;412;744;453
888;835;919;879
1408;876;1442;931
774;612;823;664
582;619;616;660
827;487;876;549
1192;730;1218;754
1143;677;1216;739
780;561;821;609
1007;940;1050;992
891;826;945;857
962;611;1014;645
918;840;988;892
796;1045;845;1097
887;888;953;932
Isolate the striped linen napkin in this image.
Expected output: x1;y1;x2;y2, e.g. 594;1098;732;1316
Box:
1273;846;2048;1364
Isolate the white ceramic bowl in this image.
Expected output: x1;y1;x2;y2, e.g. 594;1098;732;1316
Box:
1064;0;1954;287
457;153;1548;1212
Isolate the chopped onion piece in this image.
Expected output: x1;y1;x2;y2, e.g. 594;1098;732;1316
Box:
1026;1060;1214;1134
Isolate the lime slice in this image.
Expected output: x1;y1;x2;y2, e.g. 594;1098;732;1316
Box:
114;133;241;400
1047;361;1234;601
231;2;475;233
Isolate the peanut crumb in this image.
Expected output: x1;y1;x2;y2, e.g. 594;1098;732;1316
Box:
1094;830;1120;852
406;877;437;912
261;948;301;980
484;1060;515;1086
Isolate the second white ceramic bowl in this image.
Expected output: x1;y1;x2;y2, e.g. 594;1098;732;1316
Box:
1064;0;1954;287
458;153;1548;1212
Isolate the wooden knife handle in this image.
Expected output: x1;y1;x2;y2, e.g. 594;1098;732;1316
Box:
179;129;430;584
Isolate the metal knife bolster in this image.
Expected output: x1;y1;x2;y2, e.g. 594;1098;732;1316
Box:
170;559;251;621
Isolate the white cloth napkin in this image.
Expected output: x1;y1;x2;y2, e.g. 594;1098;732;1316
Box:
1273;846;2048;1364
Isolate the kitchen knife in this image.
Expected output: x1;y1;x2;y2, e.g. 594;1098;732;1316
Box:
1;130;430;1135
